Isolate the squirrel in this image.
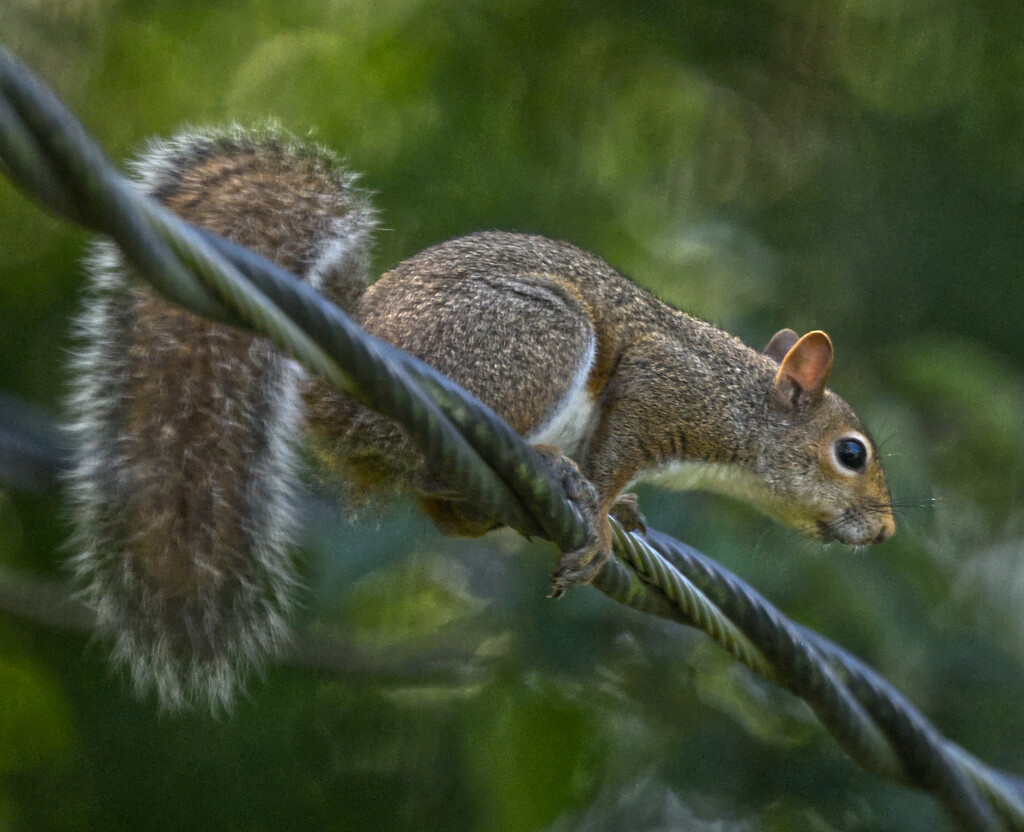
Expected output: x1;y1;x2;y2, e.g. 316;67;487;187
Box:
66;127;895;712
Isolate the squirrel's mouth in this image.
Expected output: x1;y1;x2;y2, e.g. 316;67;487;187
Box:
816;513;895;546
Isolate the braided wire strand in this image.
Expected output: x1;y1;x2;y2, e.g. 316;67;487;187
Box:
608;518;776;679
0;44;1022;832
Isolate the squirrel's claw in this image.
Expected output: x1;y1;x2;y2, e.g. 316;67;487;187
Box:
549;540;611;597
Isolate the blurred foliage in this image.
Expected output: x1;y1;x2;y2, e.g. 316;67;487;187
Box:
2;0;1024;829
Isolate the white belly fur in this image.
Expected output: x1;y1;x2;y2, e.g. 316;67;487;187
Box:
644;460;764;497
526;337;596;457
643;460;797;526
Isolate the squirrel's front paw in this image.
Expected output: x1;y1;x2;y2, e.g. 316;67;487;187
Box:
609;492;646;534
532;445;610;597
549;542;610;598
549;493;647;596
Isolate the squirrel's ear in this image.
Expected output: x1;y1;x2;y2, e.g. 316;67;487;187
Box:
772;330;833;408
763;328;799;363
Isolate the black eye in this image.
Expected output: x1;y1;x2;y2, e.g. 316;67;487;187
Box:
835;437;867;471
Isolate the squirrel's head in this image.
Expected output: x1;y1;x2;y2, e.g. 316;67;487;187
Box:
754;329;896;546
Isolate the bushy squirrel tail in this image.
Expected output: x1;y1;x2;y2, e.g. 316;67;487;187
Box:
66;127;376;711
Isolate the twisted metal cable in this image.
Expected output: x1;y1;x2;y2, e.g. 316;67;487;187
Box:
1;44;1022;832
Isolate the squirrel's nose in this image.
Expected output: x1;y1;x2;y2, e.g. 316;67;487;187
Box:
872;515;896;544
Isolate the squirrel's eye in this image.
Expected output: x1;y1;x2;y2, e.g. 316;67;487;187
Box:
834;437;867;472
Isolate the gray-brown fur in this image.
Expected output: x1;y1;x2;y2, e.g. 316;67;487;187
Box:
66;127;375;710
311;231;894;591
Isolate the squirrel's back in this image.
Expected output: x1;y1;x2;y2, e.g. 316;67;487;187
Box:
67;128;375;710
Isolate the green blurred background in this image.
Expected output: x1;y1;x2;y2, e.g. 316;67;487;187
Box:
2;0;1024;829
